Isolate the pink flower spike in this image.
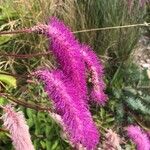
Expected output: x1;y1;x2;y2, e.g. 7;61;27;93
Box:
2;105;34;150
80;44;108;105
46;17;88;102
126;125;150;150
103;129;121;150
35;69;100;150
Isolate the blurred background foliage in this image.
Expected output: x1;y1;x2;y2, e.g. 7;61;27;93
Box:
0;0;149;149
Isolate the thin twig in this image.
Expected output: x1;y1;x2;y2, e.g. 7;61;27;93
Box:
0;29;31;35
73;22;150;33
0;93;51;112
0;22;149;35
0;72;31;78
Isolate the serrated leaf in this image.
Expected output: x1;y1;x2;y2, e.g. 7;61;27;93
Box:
125;97;150;115
0;74;17;88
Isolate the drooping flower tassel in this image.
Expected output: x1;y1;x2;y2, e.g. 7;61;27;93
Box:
46;17;87;102
30;18;107;105
80;45;107;105
34;69;99;150
102;129;121;150
126;125;150;150
2;105;34;150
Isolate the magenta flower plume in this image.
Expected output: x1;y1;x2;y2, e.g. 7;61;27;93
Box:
35;69;99;150
2;105;34;150
46;17;87;102
80;45;107;105
126;125;150;150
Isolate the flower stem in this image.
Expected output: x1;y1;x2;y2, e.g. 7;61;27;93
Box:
0;93;51;112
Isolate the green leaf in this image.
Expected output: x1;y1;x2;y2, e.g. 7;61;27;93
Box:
33;139;40;150
100;108;105;119
51;141;58;150
40;140;46;149
0;97;7;105
46;140;52;150
45;125;52;137
0;73;17;88
0;36;12;45
123;87;137;95
140;95;150;104
27;118;34;128
34;117;41;136
26;108;34;118
105;117;115;123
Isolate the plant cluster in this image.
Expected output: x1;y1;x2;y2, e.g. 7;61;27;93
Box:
0;0;149;150
33;17;107;149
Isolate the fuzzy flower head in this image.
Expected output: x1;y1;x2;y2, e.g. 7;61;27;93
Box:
80;44;108;105
2;105;34;150
46;17;87;102
35;69;99;150
126;125;150;150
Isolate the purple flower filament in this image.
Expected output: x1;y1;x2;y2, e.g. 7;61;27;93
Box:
47;18;87;102
80;45;107;105
126;125;150;150
35;69;99;150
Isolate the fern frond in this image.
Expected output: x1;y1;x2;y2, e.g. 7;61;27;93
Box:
125;97;150;115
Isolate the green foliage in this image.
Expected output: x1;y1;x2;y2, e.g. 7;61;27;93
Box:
112;64;150;127
25;109;69;150
123;88;150;115
93;107;115;129
125;97;150;115
0;73;17;88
